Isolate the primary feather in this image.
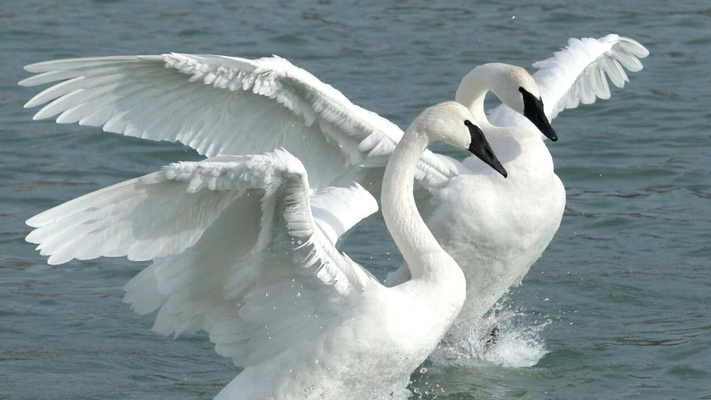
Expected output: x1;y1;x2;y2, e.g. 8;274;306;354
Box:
28;150;380;371
488;34;649;132
21;53;458;190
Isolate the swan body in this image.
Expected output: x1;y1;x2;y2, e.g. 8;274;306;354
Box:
386;62;567;325
390;35;647;322
439;35;648;321
421;124;566;323
25;100;504;398
20;34;648;339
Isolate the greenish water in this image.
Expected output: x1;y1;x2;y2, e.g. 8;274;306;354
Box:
1;1;710;399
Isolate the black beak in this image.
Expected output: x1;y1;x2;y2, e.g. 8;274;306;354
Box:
465;121;507;178
520;88;558;142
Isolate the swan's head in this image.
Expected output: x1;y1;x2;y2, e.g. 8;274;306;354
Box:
456;63;558;141
415;102;507;177
494;65;558;142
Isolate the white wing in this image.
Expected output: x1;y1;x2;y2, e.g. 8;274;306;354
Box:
26;149;380;367
20;54;458;189
488;34;649;132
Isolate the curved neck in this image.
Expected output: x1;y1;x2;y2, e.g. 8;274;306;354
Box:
455;64;507;127
381;129;449;280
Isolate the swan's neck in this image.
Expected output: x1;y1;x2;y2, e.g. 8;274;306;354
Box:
382;129;453;280
488;125;554;175
455;64;509;128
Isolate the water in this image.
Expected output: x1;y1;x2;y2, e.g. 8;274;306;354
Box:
1;0;710;399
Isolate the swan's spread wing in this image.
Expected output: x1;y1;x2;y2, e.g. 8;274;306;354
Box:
488;34;649;131
310;184;380;246
20;54;457;188
27;150;379;367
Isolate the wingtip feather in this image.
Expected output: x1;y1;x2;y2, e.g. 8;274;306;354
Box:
619;37;650;58
18;76;36;87
26;214;47;228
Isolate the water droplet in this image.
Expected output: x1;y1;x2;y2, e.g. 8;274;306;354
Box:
296;292;302;298
419;367;428;374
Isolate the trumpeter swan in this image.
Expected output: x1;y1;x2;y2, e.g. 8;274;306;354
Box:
20;33;647;346
25;102;505;399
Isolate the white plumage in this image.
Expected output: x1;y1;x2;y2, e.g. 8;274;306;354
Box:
488;34;649;132
390;33;648;326
22;34;647;377
25;101;496;399
20;53;456;191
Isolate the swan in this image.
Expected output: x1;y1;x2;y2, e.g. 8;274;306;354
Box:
388;35;648;329
25;101;506;399
385;62;566;329
20;33;648;338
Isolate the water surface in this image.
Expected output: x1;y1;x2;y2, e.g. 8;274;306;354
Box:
1;1;710;399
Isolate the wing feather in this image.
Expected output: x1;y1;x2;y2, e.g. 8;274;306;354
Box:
488;34;649;131
27;149;379;368
21;53;458;190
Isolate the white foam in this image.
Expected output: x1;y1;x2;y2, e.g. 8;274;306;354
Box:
372;297;548;399
374;379;411;400
431;296;550;368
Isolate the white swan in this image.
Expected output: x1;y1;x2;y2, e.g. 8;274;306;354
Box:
25;102;506;399
387;62;566;328
389;34;648;327
19;33;647;335
453;35;649;323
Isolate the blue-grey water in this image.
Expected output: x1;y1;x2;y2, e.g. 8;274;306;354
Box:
1;1;710;399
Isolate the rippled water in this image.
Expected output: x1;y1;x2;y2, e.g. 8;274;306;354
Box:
2;1;710;399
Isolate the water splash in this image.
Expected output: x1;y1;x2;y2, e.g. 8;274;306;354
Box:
431;297;550;368
374;379;411;400
375;374;448;400
373;298;550;399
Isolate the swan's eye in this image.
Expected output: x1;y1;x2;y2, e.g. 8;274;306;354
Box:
464;120;473;127
518;87;525;93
